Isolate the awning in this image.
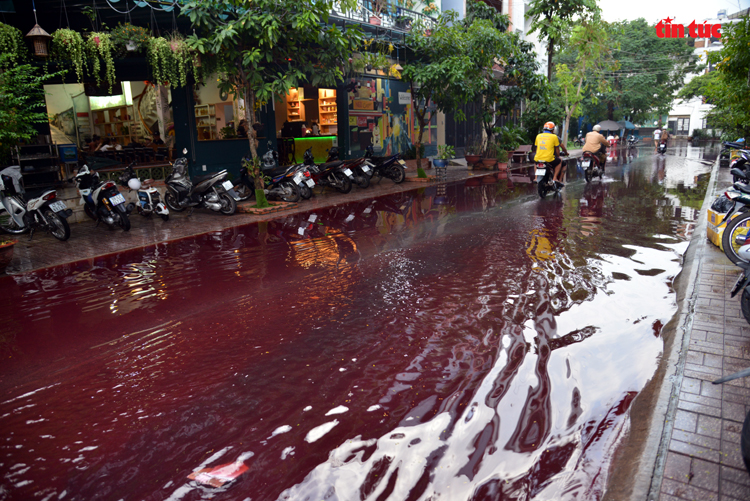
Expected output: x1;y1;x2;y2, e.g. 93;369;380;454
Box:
617;120;635;130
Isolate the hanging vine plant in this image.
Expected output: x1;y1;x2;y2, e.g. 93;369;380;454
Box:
86;32;116;92
109;23;151;57
0;23;29;69
51;29;86;82
147;34;191;88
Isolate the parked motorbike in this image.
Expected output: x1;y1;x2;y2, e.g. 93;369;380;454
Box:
573;132;584;147
363;145;406;183
325;147;371;188
0;165;72;241
580;151;604;183
164;149;237;215
118;163;169;221
303;148;354;193
74;164;135;231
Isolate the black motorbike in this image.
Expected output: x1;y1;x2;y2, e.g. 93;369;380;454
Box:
303;148;354;194
657;142;667;155
74;164;135;231
165;149;237;215
363;145;406;183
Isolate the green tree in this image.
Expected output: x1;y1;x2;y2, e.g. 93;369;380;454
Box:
526;0;599;81
181;0;362;204
555;19;615;144
0;55;64;166
461;0;546;151
401;10;487;168
601;19;695;124
691;15;750;140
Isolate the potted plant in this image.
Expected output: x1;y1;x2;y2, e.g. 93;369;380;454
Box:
110;23;151;56
148;34;192;88
0;23;28;69
86;32;117;93
480;142;498;170
51;29;86;82
496;148;509;171
370;0;383;25
464;136;482;168
0;236;17;274
433;144;454;168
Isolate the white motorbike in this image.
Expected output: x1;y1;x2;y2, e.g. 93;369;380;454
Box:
118;163;169;221
0;165;72;241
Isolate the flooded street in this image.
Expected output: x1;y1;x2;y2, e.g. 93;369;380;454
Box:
0;145;717;500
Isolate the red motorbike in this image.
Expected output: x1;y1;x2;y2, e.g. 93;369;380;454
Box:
580;151;604;183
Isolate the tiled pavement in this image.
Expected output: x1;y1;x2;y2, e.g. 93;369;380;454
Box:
655;165;750;501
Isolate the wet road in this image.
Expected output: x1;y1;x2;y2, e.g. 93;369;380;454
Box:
0;144;717;500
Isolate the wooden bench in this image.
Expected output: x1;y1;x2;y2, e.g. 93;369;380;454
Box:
511;145;532;164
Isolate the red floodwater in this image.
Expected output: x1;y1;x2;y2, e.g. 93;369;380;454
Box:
0;151;710;500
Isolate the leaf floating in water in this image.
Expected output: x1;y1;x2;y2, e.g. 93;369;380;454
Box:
188;460;249;488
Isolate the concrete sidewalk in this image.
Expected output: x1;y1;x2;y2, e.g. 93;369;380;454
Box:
638;161;750;500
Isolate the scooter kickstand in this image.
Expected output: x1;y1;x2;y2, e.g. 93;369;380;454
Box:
28;228;34;241
187;207;194;217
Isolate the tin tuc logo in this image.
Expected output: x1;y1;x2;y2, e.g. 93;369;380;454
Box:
656;17;722;38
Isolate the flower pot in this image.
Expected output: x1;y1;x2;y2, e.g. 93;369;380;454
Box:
0;240;16;274
480;158;497;170
125;40;138;52
465;154;481;166
497;162;508;172
369;16;382;25
432;159;448;168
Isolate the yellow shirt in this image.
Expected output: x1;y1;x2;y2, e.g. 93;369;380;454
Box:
534;132;560;162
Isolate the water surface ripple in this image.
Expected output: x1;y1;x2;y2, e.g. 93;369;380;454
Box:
0;146;713;500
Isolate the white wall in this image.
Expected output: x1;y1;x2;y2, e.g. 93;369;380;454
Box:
43;83;85;116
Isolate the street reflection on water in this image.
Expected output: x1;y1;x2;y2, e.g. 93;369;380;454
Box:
0;145;715;500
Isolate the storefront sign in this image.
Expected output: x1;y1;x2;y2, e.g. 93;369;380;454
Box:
353;99;375;111
398;92;411;105
349;117;358;126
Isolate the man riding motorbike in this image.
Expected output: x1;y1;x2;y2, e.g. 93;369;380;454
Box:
533;121;569;188
582;124;609;169
659;127;670;149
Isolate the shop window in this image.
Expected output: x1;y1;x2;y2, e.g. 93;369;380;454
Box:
194;77;245;141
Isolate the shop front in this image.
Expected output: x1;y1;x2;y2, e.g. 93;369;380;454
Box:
274;86;340;164
343;74;437;160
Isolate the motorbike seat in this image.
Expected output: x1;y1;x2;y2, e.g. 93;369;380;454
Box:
262;165;291;177
192;173;216;184
141;179;156;188
734;182;750;195
318;160;344;171
732;168;749;180
725;141;746;150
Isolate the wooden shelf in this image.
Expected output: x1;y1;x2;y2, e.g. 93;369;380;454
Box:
318;89;338;135
195;104;217;140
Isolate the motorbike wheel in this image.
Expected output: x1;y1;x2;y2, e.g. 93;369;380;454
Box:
538;176;550;199
280;182;301;203
389;166;406;184
165;192;184;212
160;214;169;222
219;193;237;215
741;289;750;326
355;174;370;189
741;406;750;475
722;212;750;265
118;212;131;232
44;210;71;241
584;168;592;183
335;173;352;194
299;184;312;200
84;204;97;221
0;208;27;235
235;184;255;201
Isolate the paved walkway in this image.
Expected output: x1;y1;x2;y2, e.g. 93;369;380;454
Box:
2;162;504;275
650;164;750;500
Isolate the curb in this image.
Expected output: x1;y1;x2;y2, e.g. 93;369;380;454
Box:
623;157;721;501
237;201;299;215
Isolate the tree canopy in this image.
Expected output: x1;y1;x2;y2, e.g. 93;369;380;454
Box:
526;0;599;81
182;0;363;162
691;15;750;140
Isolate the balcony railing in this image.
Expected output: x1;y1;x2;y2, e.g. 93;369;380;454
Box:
330;0;436;32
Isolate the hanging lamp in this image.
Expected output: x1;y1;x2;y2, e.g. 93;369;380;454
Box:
26;0;51;57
